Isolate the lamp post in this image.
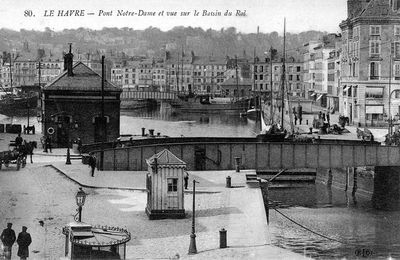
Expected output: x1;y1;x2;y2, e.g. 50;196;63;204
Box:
51;111;79;164
389;89;399;135
188;179;199;254
75;187;86;222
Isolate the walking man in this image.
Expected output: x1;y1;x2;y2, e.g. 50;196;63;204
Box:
1;223;16;259
327;113;330;126
88;153;97;177
45;135;52;153
184;171;189;189
17;226;31;260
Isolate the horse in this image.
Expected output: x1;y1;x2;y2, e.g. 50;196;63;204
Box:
18;141;37;164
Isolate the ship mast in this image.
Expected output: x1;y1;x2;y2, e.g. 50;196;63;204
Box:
281;18;286;129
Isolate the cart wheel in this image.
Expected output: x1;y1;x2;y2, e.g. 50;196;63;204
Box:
22;157;26;168
4;162;9;167
16;159;21;171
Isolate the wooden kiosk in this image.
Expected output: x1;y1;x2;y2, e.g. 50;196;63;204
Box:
145;149;186;219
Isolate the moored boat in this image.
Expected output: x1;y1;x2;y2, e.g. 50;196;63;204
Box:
170;94;250;114
0;93;38;116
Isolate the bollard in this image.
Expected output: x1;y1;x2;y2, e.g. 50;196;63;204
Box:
234;157;241;172
309;127;313;134
219;228;227;248
226;176;231;188
306;119;309;125
141;127;146;137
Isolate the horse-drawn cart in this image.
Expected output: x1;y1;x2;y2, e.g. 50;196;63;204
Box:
0;149;26;170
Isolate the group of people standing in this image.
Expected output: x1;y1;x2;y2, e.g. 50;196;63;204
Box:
1;223;32;259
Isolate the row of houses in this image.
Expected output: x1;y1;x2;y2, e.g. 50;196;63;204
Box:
1;0;399;128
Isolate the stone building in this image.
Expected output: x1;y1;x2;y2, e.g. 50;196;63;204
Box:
340;0;400;126
42;49;122;147
303;35;341;108
252;57;302;98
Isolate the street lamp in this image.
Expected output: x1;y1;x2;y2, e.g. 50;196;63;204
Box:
75;187;86;222
389;89;400;135
188;179;199;254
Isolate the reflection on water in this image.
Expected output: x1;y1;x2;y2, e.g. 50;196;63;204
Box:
120;103;260;137
269;183;400;259
0;103;261;137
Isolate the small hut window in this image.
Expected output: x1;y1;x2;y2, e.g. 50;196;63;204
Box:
167;178;178;192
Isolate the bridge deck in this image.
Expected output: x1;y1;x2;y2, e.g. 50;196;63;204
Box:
90;138;398;171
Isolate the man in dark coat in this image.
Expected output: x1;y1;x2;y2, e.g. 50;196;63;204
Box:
88;154;97;177
17;226;31;260
184;171;189;189
1;223;16;259
45;135;52;153
15;134;23;148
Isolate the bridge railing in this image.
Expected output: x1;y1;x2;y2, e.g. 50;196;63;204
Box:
121;90;177;100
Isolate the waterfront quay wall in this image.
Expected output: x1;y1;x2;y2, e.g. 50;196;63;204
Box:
85;137;400;209
317;168;374;198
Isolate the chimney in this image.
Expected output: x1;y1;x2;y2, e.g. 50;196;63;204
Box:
63;43;74;76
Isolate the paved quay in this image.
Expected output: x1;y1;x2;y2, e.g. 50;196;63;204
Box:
49;159;306;259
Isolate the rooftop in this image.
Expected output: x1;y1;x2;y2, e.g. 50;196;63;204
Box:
44;62;121;92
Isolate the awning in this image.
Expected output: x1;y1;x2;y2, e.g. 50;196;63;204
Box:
311;93;317;97
366;105;384;114
316;94;324;101
343;85;349;92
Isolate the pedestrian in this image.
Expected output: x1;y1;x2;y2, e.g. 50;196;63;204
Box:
88;153;97;177
299;116;303;125
318;111;322;119
294;115;298;125
1;223;16;260
184;171;189;189
77;138;82;154
16;226;31;260
15;133;23;149
45;135;52;153
327;113;330;126
322;113;326;122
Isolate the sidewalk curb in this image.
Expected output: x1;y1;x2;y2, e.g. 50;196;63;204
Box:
47;164;220;194
46;164;147;192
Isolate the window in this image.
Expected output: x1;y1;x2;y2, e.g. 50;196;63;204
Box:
395;63;400;79
167;178;178;192
370;62;379;79
365;87;384;98
396;25;400;35
297;66;301;72
370;25;381;35
392;42;400;57
370;40;380;56
260;75;263;80
259;84;263;90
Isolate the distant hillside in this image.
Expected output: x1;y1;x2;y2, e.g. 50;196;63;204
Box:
0;27;329;60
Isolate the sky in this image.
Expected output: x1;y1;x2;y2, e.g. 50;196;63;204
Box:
0;0;348;34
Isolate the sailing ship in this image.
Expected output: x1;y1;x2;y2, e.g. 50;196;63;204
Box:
0;92;38;116
170;93;249;114
256;18;291;142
